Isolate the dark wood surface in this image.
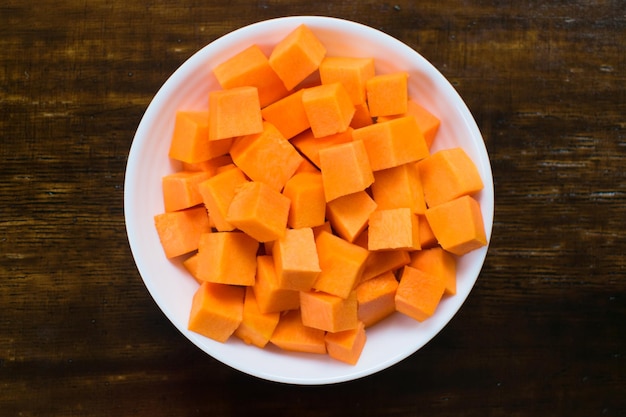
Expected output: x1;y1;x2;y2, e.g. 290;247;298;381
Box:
2;1;624;415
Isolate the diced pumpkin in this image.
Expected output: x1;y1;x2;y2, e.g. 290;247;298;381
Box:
302;82;355;138
325;321;367;365
356;271;399;327
161;170;211;212
282;171;326;229
234;286;280;348
409;247;457;295
169;111;233;163
319;56;375;105
188;282;245;343
269;309;327;354
208;86;264;141
182;253;202;284
368;208;421;251
195;232;259;286
272;227;322;291
154;206;211;259
300;290;359;333
293;157;320;175
370;162;426;214
182;154;233;175
261;89;310;139
418;147;484;208
313;231;369;299
312;221;333;238
269;24;327;91
365;72;408;117
225;181;291;242
290;127;353;169
198;166;249;232
395;266;446;322
352;116;429;171
230;121;304;191
254;255;301;313
350;102;374;129
325;190;377;243
378;99;441;149
418;214;438;249
424;195;487;256
354;230;411;283
213;44;289;108
318;140;374;202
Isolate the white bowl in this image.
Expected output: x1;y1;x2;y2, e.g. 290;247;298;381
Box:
124;16;494;385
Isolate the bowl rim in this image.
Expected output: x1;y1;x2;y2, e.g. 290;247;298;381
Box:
124;15;494;385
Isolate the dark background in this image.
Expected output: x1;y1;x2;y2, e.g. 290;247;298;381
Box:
1;1;624;415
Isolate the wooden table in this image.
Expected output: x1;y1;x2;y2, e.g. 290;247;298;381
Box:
2;1;624;415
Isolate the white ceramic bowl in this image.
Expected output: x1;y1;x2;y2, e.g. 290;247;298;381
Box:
124;16;494;385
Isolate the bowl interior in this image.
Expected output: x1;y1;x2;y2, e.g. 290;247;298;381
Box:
124;16;494;385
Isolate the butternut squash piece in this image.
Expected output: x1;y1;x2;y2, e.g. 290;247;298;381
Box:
294;158;320;175
312;221;333;238
195;232;258;286
354;231;410;283
395;266;446;322
215;163;237;175
226;181;291;242
325;321;366;365
161;170;211;212
300;290;358;333
198;166;249;232
182;253;202;284
188;282;245;343
254;255;300;313
424;195;487;256
361;250;410;284
272;227;322;291
230;121;304;192
378;99;441;149
261;89;310;139
213;44;289;108
302;82;355;138
234;286;280;348
282;172;326;229
208;86;264;141
169;111;233;163
290;127;353;169
365;72;408;117
318;140;374;202
410;247;457;295
154;206;211;259
269;24;327;91
418;214;438;249
313;231;369;299
325;190;377;243
406;100;441;150
270;309;327;354
371;162;426;215
352;116;429;171
418;147;484;208
319;56;375;105
350;102;374;129
356;271;399;327
182;154;233;175
368;208;421;251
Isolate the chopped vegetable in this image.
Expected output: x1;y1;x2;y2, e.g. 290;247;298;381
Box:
188;282;245;343
152;24;488;365
269;24;327;91
395;266;446;322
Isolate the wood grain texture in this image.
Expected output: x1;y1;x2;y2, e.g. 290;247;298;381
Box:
1;0;624;416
